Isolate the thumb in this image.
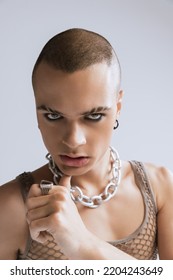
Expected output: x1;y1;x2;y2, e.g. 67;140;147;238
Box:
59;175;72;189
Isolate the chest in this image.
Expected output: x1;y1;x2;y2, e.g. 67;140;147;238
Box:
78;179;145;242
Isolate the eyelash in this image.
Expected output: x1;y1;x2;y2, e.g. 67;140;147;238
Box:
44;113;62;121
44;113;105;122
86;114;105;121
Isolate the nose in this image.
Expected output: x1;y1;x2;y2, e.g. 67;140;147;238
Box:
62;122;86;149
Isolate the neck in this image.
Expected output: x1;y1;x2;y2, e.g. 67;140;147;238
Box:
47;147;122;208
71;148;112;196
47;147;120;197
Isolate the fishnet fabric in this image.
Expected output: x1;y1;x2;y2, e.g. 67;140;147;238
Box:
17;161;158;260
24;236;68;260
110;161;158;260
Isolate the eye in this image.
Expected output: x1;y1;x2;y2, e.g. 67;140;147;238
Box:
86;113;104;121
44;113;62;121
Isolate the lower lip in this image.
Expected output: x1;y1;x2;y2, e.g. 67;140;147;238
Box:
60;155;90;167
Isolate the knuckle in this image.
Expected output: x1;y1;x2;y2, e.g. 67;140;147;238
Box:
50;212;61;225
51;189;68;202
51;200;64;213
30;183;38;193
53;202;60;212
28;184;41;197
48;200;67;219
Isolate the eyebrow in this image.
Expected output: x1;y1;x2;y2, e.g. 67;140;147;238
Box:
37;105;111;116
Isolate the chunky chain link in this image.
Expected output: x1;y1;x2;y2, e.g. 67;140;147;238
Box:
46;147;121;208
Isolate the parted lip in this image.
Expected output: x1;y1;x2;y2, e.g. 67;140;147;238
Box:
60;154;89;158
59;154;90;167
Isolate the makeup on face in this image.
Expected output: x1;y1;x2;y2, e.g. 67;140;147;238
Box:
34;63;121;177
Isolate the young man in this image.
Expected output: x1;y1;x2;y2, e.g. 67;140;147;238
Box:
0;28;173;260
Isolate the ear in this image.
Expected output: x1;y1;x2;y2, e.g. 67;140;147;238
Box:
116;90;124;117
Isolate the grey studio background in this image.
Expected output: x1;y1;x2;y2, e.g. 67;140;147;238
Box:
0;0;173;185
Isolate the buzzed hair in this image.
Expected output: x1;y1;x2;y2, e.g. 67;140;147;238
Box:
32;28;121;85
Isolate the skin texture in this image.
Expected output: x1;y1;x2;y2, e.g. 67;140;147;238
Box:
0;62;173;259
34;62;122;184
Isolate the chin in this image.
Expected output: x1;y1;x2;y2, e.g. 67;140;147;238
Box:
57;164;92;177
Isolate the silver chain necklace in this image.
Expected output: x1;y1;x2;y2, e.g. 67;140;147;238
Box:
46;147;121;208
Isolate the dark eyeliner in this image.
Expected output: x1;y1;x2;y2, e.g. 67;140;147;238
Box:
85;113;105;122
43;113;62;121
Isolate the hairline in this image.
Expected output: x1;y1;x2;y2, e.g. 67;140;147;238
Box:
32;28;121;93
32;60;121;95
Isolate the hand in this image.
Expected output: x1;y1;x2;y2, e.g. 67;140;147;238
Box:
26;178;135;260
26;176;88;257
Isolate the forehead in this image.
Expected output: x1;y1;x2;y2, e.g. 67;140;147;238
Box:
33;62;117;114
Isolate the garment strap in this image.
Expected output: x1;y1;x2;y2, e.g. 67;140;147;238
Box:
17;161;158;260
16;172;35;201
129;160;157;214
16;162;157;213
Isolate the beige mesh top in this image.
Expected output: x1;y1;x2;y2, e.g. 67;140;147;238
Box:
16;161;158;260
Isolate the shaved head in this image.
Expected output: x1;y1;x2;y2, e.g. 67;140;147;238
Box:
32;28;121;91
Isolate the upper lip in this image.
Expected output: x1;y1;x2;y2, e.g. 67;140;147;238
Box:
60;154;89;158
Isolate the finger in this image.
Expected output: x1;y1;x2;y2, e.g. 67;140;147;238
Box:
27;204;53;223
59;175;72;190
26;196;50;211
26;183;52;211
29;217;52;243
27;183;42;198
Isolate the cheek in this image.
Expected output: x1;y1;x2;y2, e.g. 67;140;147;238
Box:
39;129;54;151
87;122;114;161
37;117;59;149
37;115;114;151
38;115;57;134
88;121;113;146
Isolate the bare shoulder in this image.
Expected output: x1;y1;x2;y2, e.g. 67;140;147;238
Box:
0;179;28;259
143;162;173;259
143;162;173;211
0;163;51;259
139;162;173;259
